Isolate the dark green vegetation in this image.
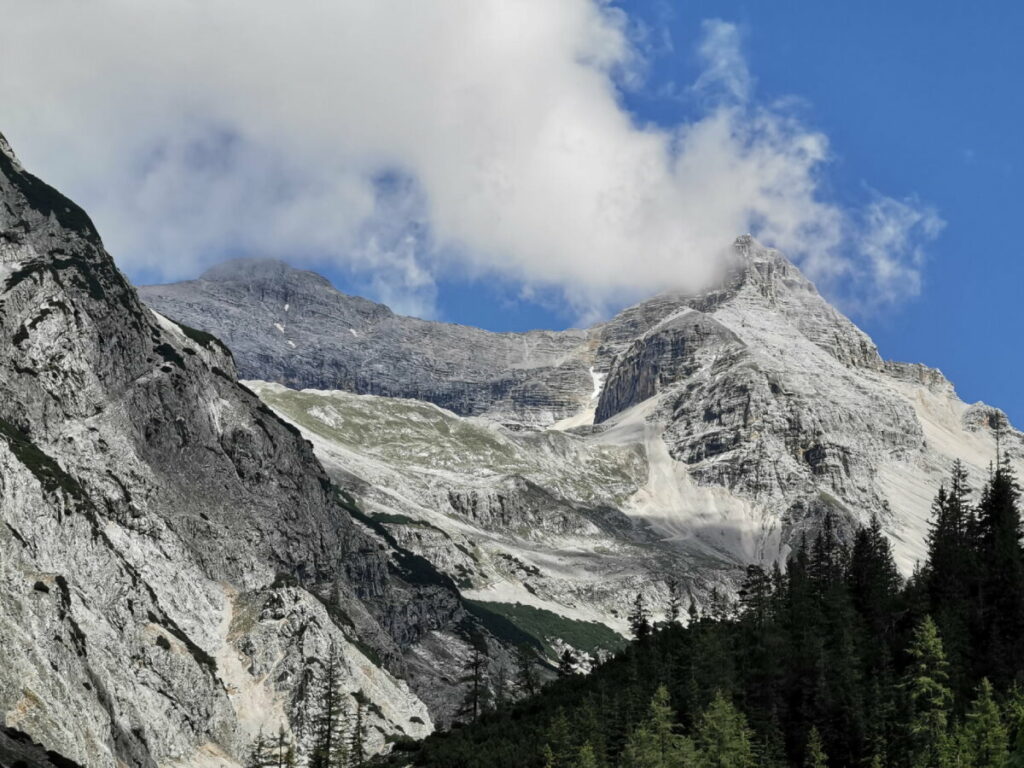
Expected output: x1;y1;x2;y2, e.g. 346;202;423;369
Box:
174;319;234;357
469;601;626;658
0;418;87;504
385;457;1024;768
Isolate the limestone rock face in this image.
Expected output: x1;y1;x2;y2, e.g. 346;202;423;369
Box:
0;132;532;766
149;233;1024;632
140;260;592;426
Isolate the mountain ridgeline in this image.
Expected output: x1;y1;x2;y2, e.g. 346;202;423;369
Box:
0;134;536;767
141;235;1023;655
2;121;1024;768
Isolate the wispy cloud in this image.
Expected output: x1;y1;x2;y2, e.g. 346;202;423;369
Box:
0;3;940;320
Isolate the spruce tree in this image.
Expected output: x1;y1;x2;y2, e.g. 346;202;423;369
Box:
350;693;367;767
803;727;828;768
666;578;682;625
925;461;977;699
629;593;652;641
543;709;576;768
572;743;599;768
621;686;696;768
247;729;273;768
695;691;756;768
308;644;350;768
960;678;1009;768
975;458;1024;687
515;644;539;698
901;616;954;768
458;648;490;722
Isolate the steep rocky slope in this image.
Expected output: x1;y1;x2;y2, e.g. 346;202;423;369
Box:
143;239;1023;637
0;134;526;767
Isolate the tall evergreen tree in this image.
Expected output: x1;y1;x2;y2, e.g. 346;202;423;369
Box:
959;678;1009;768
695;692;756;768
458;648;490;722
247;729;273;768
350;693;367;767
572;743;600;768
975;458;1024;687
629;593;652;642
309;644;350;768
515;644;540;698
665;579;682;626
544;709;575;768
803;728;827;768
901;616;954;768
925;461;977;699
621;686;696;768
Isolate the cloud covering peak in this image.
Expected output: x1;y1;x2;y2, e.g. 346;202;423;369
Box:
0;1;940;319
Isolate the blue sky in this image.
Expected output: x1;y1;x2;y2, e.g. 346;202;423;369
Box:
2;2;1020;423
299;2;1024;423
622;1;1023;426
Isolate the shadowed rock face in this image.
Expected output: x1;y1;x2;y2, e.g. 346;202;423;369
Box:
0;133;526;766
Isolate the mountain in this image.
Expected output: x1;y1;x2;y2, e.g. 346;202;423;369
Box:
139;258;591;426
0;134;534;767
141;242;1023;638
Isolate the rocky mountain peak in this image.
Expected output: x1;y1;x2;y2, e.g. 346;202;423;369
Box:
0;130;23;172
0;131;526;766
200;256;335;289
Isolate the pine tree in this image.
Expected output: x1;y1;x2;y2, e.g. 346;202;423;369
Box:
621;686;696;768
267;725;297;768
901;616;954;768
738;565;773;631
572;743;600;768
975;458;1024;687
803;727;828;768
308;644;350;768
350;693;367;767
493;662;511;709
629;593;652;642
545;709;575;768
666;578;682;625
959;678;1009;768
924;461;978;699
695;691;756;768
1007;685;1024;768
515;644;539;698
247;729;273;768
458;648;490;722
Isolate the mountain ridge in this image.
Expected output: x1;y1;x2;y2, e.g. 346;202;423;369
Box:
0;131;531;767
140;240;1022;650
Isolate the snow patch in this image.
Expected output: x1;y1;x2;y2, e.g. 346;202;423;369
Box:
589;366;605;401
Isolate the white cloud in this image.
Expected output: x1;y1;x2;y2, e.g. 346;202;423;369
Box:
0;2;939;320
